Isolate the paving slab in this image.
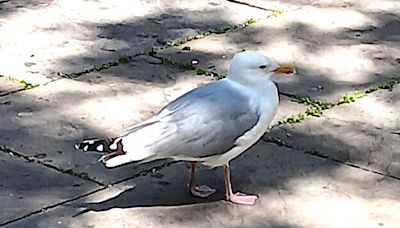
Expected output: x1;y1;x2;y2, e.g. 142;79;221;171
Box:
2;1;399;226
0;56;306;184
303;84;399;177
6;141;400;227
0;152;97;225
268;86;400;178
269;113;400;179
0;0;271;85
157;2;400;102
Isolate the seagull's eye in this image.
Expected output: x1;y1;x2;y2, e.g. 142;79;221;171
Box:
258;65;267;69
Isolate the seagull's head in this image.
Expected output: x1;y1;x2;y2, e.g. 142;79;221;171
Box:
227;50;295;85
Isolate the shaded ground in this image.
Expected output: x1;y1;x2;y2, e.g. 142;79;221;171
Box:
0;0;399;227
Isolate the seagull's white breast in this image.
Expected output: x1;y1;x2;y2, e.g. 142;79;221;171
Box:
202;79;279;167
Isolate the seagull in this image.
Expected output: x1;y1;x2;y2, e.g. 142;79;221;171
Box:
75;51;295;205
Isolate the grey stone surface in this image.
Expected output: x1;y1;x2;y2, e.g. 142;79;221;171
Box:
270;115;400;178
0;152;97;225
157;3;400;102
1;0;400;227
0;55;305;185
298;85;400;177
7;142;400;227
0;0;269;85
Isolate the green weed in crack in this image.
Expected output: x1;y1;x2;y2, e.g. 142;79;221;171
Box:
59;53;144;79
196;68;225;79
162;17;265;48
280;92;335;110
148;52;225;79
58;16;278;79
262;136;293;148
338;76;400;104
338;91;367;104
5;76;38;90
274;76;400;128
155;57;195;71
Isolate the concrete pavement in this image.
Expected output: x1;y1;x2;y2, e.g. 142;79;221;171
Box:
1;0;399;227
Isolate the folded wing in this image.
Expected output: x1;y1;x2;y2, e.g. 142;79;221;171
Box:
121;79;260;161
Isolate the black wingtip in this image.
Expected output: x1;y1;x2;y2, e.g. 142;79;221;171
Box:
75;138;105;153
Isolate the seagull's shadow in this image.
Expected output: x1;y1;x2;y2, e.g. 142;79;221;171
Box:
73;164;225;216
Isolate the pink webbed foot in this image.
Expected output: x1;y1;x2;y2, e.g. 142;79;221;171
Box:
190;185;216;198
228;192;259;205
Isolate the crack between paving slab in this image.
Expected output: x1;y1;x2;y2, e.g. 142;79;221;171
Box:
0;76;39;97
0;145;104;186
148;54;224;79
304;150;400;181
3;76;38;90
0;88;26;97
0;186;107;227
337;77;400;105
227;0;284;14
57;52;146;79
262;137;400;181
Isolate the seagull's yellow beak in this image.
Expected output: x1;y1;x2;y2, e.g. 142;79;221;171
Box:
273;66;296;75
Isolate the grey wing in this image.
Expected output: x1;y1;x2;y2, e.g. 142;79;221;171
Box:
150;80;260;159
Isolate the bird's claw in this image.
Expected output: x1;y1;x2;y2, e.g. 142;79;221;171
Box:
228;192;258;205
190;185;216;198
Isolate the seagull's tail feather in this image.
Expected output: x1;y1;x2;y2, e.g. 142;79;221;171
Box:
75;137;132;168
75;119;164;168
74;138;114;153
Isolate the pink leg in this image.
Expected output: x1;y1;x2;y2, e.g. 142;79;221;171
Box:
188;162;216;198
223;163;258;205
